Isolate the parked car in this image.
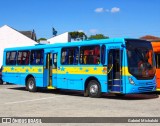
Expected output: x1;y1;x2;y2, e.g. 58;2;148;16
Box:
0;66;3;84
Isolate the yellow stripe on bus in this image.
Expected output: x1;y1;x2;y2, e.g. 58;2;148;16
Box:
53;66;131;76
3;66;131;76
52;66;107;75
2;66;43;73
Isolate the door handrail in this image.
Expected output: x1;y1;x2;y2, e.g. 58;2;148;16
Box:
107;64;113;74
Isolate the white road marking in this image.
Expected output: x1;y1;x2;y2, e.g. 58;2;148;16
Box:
4;96;57;105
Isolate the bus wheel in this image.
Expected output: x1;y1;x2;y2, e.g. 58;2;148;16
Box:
88;80;101;98
27;77;37;92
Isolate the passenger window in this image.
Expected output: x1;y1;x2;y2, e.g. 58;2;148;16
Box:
6;51;17;65
61;47;79;65
80;45;100;64
101;45;106;64
17;51;30;65
30;50;44;65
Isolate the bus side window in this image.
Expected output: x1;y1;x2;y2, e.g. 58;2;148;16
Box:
61;49;68;64
94;46;100;64
80;45;100;65
74;48;79;64
101;45;106;65
30;50;44;65
6;52;10;65
17;51;30;65
6;51;17;65
69;49;73;64
18;51;23;65
84;50;89;64
40;50;44;65
61;47;79;65
25;51;30;65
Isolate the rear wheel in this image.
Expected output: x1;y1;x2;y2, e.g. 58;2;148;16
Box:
88;80;101;98
27;77;37;92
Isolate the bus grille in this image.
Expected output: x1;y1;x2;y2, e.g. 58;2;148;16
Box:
139;82;155;86
138;86;155;92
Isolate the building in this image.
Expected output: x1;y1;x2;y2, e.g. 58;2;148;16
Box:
140;35;160;52
0;25;37;66
140;35;160;42
47;32;71;44
19;30;37;41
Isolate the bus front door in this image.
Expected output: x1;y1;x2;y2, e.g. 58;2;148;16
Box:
44;52;57;89
52;53;57;87
44;53;52;88
107;49;123;93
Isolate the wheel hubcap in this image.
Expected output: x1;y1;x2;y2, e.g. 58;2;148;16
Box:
90;84;98;94
29;80;34;89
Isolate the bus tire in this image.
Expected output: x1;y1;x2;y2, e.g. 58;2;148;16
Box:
27;77;37;92
88;80;101;98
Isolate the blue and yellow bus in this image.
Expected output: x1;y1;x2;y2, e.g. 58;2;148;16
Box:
2;38;156;97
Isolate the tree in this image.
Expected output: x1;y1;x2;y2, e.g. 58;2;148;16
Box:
69;31;87;41
37;38;47;43
89;34;109;40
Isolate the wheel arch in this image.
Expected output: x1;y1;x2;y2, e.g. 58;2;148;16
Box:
84;76;101;90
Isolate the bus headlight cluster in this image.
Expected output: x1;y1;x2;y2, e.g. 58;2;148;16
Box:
128;77;135;85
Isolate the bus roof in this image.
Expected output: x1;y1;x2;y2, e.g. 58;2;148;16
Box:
3;38;139;51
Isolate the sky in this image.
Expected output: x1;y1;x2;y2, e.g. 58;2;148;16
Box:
0;0;160;39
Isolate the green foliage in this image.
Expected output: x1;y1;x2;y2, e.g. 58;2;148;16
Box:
89;34;109;40
37;38;47;42
69;31;87;40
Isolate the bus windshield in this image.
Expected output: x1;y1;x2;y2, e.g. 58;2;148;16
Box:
126;39;156;79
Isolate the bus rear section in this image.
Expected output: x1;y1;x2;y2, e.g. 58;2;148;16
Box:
2;49;44;92
152;42;160;91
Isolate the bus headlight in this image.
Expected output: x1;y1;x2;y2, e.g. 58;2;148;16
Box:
128;77;135;85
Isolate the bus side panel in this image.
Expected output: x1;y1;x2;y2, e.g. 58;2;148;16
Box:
34;74;44;87
56;73;107;92
66;74;83;90
20;73;44;87
3;73;21;84
55;65;107;92
56;73;68;89
2;66;44;87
